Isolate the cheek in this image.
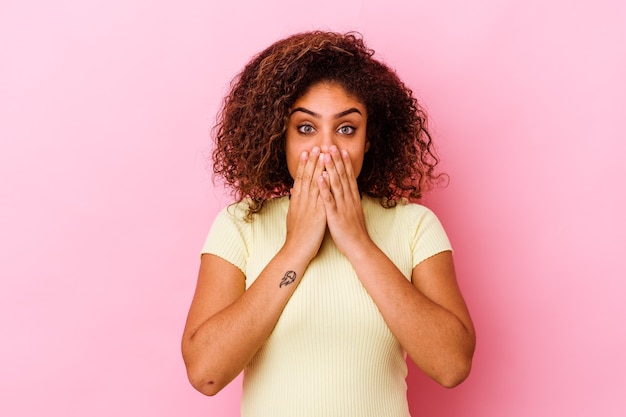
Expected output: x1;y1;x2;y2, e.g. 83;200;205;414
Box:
349;143;368;177
351;157;364;177
285;141;302;180
287;157;297;179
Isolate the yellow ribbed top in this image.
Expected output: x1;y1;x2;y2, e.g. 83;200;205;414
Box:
202;195;452;417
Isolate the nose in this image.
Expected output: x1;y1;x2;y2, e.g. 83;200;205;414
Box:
319;128;336;153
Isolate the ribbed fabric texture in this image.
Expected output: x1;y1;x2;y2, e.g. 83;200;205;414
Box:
202;195;452;417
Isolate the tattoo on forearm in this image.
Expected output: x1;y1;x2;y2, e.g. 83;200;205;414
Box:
279;270;297;288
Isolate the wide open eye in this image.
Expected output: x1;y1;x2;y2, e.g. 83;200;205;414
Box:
297;124;315;134
338;125;356;135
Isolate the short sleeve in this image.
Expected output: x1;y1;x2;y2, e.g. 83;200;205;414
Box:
409;207;453;268
201;203;250;276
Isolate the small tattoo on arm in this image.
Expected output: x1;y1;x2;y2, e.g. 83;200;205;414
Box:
279;270;297;288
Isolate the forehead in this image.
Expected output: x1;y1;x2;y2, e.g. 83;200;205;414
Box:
295;82;363;105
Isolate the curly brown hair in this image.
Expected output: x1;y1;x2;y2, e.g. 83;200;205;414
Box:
212;31;444;216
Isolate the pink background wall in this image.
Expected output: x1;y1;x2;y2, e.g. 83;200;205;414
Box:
1;0;625;416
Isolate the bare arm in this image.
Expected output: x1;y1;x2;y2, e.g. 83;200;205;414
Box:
345;248;474;387
318;146;475;387
181;250;310;396
181;148;326;396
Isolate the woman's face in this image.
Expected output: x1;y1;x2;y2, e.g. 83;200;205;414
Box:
285;82;369;180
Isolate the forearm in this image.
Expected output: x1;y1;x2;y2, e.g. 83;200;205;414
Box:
182;246;311;395
346;241;475;387
183;146;328;395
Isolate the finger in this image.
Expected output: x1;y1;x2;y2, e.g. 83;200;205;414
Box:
332;146;359;202
330;146;348;182
292;150;309;194
302;147;321;192
317;171;336;211
311;152;325;196
341;149;360;198
323;148;345;201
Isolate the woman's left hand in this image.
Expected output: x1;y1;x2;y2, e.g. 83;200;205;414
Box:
317;146;370;255
318;146;475;388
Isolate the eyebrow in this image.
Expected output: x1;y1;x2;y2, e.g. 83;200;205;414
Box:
290;107;362;119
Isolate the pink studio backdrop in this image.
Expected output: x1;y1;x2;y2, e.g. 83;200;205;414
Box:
1;1;625;416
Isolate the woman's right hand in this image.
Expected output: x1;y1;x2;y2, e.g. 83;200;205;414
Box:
182;147;328;396
285;146;327;262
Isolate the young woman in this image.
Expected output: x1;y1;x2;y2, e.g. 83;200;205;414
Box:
182;31;475;417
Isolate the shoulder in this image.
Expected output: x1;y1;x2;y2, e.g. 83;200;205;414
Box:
220;199;251;222
363;195;440;225
363;195;449;245
217;196;290;224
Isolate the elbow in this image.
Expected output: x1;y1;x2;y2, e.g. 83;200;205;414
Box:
435;350;474;388
438;330;476;388
186;367;227;396
437;361;472;388
417;343;474;389
182;346;228;396
193;380;224;397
